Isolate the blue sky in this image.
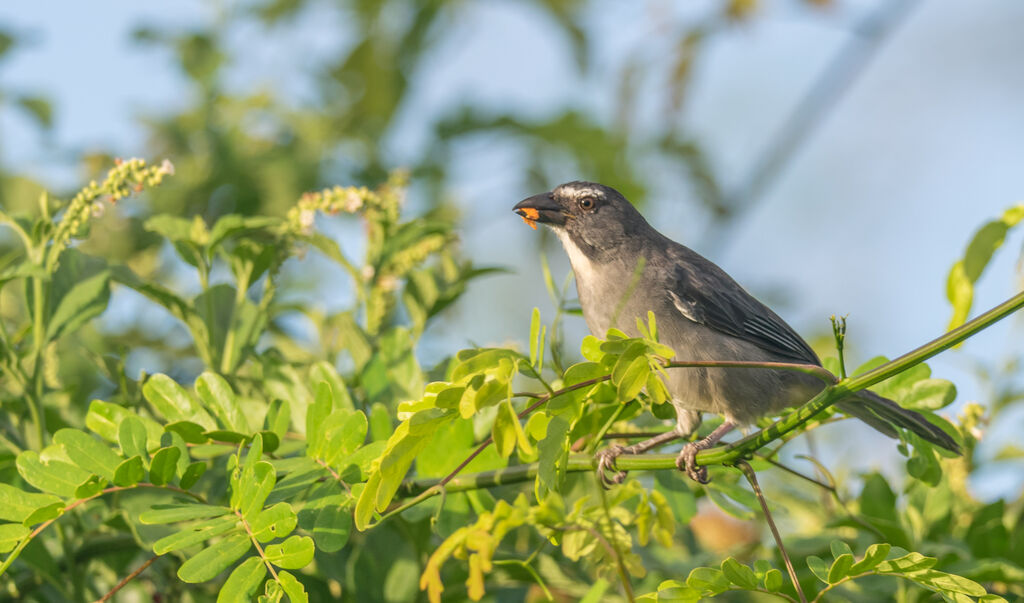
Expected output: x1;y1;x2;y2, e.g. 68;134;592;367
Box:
1;0;1022;497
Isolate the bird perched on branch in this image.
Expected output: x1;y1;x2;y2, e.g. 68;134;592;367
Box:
514;181;960;485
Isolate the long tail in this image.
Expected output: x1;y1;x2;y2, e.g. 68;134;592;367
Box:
836;390;961;454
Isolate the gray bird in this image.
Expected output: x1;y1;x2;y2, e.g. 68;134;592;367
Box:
514;181;960;484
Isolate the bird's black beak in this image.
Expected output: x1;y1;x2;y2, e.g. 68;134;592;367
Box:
514;193;566;227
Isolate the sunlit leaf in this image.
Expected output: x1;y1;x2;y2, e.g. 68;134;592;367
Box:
53;429;122;482
140;504;231;525
16;450;90;497
218;556;267;602
807;555;829;583
22;502;64;526
196;371;250;433
264;535;314;569
0;484;62;523
249;503;297;543
144;374;215;429
149;447;181;486
238;461;276;519
277;570;308;603
177;532;252;583
0;523;30;553
828;553;854;584
721;558;757;589
119;416;149;460
153;515;239;555
45;269;110;342
113;456;146;486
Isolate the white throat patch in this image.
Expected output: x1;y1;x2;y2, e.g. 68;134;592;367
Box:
553;227;597;285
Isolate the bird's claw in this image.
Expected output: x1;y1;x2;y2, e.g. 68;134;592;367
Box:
596;445;628;488
676;442;710;484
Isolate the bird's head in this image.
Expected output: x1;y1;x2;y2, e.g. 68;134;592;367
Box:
513;181;650;258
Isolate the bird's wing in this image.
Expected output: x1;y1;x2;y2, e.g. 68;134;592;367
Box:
669;260;820;364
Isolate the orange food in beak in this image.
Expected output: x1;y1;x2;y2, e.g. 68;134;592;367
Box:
519;207;539;230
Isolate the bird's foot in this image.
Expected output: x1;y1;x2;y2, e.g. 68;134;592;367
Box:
675;441;710;484
596;445;629;488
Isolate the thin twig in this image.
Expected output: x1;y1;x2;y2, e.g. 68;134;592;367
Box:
594;474;636;602
754;454;834;492
736;461;807;603
94;555;159;603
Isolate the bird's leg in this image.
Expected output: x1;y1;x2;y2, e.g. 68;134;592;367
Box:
675;421;735;484
596;428;684;487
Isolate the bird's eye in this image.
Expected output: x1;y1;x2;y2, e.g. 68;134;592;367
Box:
579;196;595;211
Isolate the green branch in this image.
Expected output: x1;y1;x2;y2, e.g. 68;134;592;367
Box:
394;290;1024;501
701;288;1024;468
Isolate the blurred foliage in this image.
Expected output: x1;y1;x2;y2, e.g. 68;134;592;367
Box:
0;165;1021;601
0;0;1022;601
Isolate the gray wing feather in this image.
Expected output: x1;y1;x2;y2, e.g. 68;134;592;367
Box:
669;259;819;364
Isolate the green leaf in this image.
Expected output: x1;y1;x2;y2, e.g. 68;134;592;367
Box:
616;355;650;401
277;570;308;603
74;476;105;499
144;374;215;429
655;472;696;524
908;570;987;596
119;417;149;460
306;382;333;454
309;361;354;412
22;502;64;526
149;447;181;486
850;543;891;574
180;462;208;489
86;399;164;445
369;403;391;441
492;399;517;459
580;578;610;603
946;204;1024;329
319;410;367;466
205;429;250;444
218;556;267;603
0;484;62;523
196;371;250;433
263;535;314;569
858;473;908;548
900;379;957;411
153;516;239;555
53;429;122;482
704;484;755;520
177;532;252;583
45;269;110;342
16;450;90;497
875;552;937;574
0;523;29;553
807;555;829;583
763;569;783;592
249;503;297;543
830;540;853;559
536;416;570;496
114;455;145;486
265;399;291;439
237;461;276;519
828;553;854;584
685;567;730;596
313;504;352;552
140;504;231;525
721;557;757;589
166;421;209;444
